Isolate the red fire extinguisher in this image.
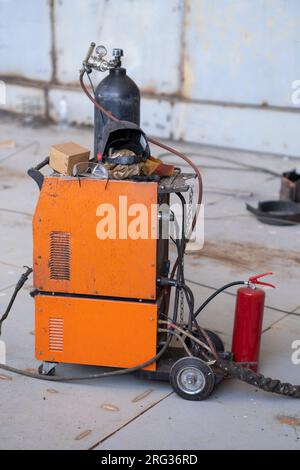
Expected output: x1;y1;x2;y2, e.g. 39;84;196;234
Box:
232;273;275;372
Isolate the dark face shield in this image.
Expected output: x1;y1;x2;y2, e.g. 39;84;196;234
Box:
99;120;151;165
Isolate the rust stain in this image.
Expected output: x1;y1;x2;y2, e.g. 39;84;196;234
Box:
74;429;92;441
46;388;59;394
101;404;120;412
276;415;300;427
187;240;300;270
132;389;154;403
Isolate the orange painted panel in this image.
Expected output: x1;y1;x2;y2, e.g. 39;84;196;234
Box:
35;295;157;371
33;177;158;299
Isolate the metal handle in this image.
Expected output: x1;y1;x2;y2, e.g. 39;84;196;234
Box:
27;157;49;190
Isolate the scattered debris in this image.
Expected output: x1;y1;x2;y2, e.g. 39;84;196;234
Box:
132;389;154;403
101;404;120;412
74;429;92;441
0;373;12;381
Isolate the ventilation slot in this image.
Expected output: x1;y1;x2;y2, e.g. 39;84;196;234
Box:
49;318;64;352
49;231;71;281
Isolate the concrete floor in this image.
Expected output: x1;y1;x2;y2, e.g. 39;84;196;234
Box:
0;115;300;450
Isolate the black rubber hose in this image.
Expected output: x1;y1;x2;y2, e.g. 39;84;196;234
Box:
0;336;172;382
215;357;300;398
194;281;245;318
0;267;33;336
0;266;172;382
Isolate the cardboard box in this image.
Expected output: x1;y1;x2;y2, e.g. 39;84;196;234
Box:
50;142;90;176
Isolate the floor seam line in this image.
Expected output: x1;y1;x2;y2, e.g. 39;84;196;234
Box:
87;391;174;450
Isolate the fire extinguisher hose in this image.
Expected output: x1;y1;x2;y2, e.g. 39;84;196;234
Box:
215;357;300;398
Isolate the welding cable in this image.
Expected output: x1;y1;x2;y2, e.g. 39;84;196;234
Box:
170;204;201;340
171;215;227;361
161;316;300;399
166;194;187;323
0;266;33;336
182;283;219;360
169;205;185;325
169;205;219;358
215;357;300;398
0;336;172;382
158;328;192;357
159;319;212;354
0;269;173;381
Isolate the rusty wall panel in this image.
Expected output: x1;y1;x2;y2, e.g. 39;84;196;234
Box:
0;0;52;81
183;0;300;107
54;0;183;94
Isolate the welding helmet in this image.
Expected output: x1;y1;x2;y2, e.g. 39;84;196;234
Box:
99;120;150;164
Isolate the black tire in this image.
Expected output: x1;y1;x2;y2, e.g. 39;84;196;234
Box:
38;364;56;376
202;329;225;353
187;329;225;356
170;357;215;401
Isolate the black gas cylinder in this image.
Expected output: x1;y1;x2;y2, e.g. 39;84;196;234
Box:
94;67;140;159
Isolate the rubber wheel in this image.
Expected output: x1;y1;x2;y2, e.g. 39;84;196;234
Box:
188;329;225;356
38;364;56;376
202;329;225;353
169;357;215;401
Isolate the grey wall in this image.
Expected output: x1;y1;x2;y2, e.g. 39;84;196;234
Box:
0;0;299;156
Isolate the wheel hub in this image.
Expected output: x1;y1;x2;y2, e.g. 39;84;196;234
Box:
176;367;205;395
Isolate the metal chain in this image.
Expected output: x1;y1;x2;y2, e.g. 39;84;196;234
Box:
179;288;185;325
179;182;194;325
187;183;194;239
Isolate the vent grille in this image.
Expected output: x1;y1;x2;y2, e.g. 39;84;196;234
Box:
49;231;71;281
49;317;64;352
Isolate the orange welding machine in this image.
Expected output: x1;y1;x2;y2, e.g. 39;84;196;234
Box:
0;43;298;401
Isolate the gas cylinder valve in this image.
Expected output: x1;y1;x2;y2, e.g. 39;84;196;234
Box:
81;42;123;74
